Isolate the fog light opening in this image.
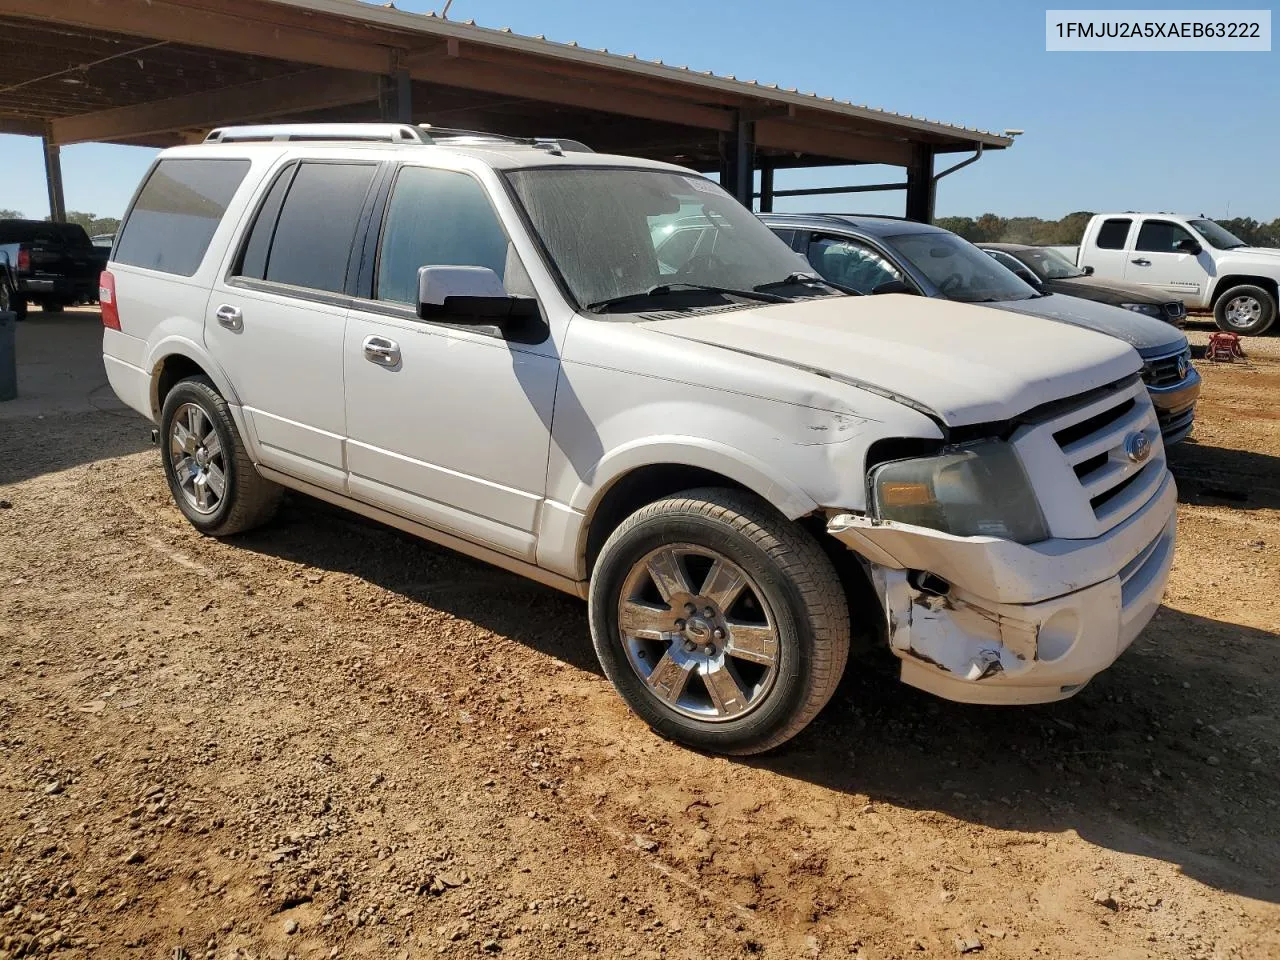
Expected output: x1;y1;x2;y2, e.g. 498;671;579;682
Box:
908;570;951;598
1037;609;1081;663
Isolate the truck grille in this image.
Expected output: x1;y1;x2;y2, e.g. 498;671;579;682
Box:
1013;376;1167;539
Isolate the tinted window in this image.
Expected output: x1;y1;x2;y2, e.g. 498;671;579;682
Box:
1135;219;1196;253
807;235;903;294
376;166;508;305
1095;218;1132;250
236;163;295;281
115;159;249;276
266;162;376;293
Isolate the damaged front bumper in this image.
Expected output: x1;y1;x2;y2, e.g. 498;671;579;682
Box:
827;471;1177;705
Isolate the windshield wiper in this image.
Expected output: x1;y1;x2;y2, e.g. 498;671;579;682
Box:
753;272;862;296
586;282;788;313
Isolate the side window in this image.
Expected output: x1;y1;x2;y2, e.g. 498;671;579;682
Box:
806;235;903;294
1135;220;1195;254
1095;218;1132;250
115;158;250;276
770;228;798;249
235;163;295;281
260;162;377;293
375;166;509;306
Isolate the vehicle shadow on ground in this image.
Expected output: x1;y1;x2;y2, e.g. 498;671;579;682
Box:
761;605;1280;905
231;492;603;677
0;407;152;486
1168;441;1280;510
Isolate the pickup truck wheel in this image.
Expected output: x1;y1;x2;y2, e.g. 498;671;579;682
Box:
160;377;281;537
1214;284;1276;335
589;488;850;755
41;301;64;314
9;295;26;321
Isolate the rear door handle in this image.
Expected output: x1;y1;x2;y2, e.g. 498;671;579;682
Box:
215;304;243;331
363;335;401;367
1130;258;1151;266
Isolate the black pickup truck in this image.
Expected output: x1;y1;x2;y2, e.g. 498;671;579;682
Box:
0;220;100;319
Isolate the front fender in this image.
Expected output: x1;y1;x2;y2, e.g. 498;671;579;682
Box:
570;435;820;520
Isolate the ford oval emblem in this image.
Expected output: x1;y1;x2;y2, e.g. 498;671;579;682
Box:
1125;432;1152;464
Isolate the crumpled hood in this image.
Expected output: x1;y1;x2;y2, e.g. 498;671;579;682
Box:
988;293;1186;355
643;294;1140;427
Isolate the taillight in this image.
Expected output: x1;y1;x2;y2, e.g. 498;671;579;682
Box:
16;248;29;272
99;270;120;330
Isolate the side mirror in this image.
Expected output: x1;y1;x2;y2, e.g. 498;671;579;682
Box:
1176;238;1202;255
871;279;915;296
417;265;538;324
1083;265;1095;276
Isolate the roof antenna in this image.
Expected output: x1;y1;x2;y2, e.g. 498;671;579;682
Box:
440;0;455;17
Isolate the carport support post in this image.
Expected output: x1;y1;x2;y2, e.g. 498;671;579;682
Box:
758;162;774;213
905;143;935;223
720;112;756;208
379;66;413;123
41;130;66;223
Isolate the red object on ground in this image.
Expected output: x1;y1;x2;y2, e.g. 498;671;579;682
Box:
1206;332;1246;362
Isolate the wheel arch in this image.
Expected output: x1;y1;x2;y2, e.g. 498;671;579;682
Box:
147;337;240;420
1210;274;1279;308
573;439;820;579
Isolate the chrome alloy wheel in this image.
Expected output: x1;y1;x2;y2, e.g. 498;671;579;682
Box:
1225;295;1262;328
169;402;225;515
618;544;780;722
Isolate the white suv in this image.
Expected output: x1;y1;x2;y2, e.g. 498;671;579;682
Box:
102;124;1177;754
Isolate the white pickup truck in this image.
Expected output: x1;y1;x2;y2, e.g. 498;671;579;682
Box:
1076;213;1280;335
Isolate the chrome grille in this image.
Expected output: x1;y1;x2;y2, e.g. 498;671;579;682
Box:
1142;347;1192;389
1013;377;1167;539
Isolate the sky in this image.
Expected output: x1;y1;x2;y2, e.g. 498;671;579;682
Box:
1;0;1276;222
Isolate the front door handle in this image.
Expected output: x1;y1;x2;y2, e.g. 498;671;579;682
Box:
363;335;401;367
1130;257;1151;266
215;304;243;331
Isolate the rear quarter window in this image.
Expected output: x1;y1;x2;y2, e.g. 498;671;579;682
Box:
114;158;250;276
1095;218;1132;250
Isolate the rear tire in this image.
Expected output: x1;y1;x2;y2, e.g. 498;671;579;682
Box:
10;296;27;321
159;376;282;537
1214;284;1276;335
588;487;851;755
41;301;64;314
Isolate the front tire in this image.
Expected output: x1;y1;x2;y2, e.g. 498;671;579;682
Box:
1214;284;1276;335
588;488;850;755
159;376;281;536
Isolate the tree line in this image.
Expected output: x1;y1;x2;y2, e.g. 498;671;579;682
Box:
933;211;1280;247
0;209;121;236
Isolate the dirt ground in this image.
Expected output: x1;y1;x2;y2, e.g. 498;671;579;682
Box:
1;315;1277;960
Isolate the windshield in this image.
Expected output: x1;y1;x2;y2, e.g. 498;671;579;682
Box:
888;232;1039;302
1011;246;1085;280
1189;218;1247;250
506;167;832;313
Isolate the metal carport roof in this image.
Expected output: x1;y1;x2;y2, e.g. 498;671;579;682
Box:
0;0;1014;219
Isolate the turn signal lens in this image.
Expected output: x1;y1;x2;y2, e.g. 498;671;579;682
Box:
879;481;934;507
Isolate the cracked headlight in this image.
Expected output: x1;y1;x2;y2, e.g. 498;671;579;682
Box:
870;439;1049;544
1121;302;1163;318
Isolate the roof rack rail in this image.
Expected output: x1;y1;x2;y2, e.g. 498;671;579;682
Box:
418;124;594;154
204;123;429;144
